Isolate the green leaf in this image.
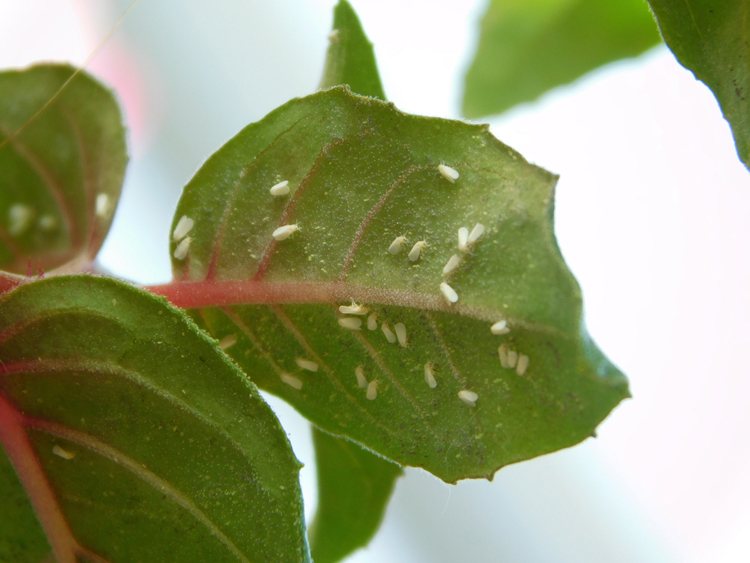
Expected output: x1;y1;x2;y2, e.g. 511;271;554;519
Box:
308;428;402;563
319;0;386;100
0;276;310;563
155;86;629;483
462;0;662;118
0;64;127;274
647;0;750;170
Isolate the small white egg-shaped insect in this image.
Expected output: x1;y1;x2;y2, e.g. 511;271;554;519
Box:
491;320;510;335
468;223;485;244
442;254;461;275
173;215;194;241
38;214;57;232
52;445;74;460
366;380;379;400
338;317;363;330
388;236;407;255
458;390;478;406
273;224;299;241
367;314;378;331
440;282;459;305
269;180;290;196
516;354;529;376
507;350;518;369
296;358;319;372
381;322;397;344
498;344;510;368
218;334;237;350
424;363;437;388
95;193;109;218
394;322;408;347
8;203;33;236
458;227;469;252
408;240;426;262
339;300;369;315
174;237;191;260
281;373;303;389
355;365;368;388
438;164;459;183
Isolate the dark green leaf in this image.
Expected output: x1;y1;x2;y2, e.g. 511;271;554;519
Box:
155;86;629;483
463;0;661;118
308;428;402;563
319;0;386;100
0;64;127;273
647;0;750;170
0;276;310;563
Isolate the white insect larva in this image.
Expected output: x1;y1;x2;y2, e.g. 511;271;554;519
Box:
367;314;378;331
328;29;340;42
388;236;406;255
281;373;303;390
8;203;33;236
439;282;459;305
394;322;408;347
296;358;319;372
173;236;191;260
438;164;459;183
366;380;379;400
408;240;426;262
355;365;368;388
339;300;369;315
507;350;518;369
173;215;194;241
52;445;74;460
218;334;237;350
338;317;363;330
491;320;510;335
516;354;529;376
381;322;397;344
38;214;57;232
269;180;290;196
272;224;299;241
468;223;485;244
95;193;109;218
458;227;469;252
458;390;478;407
498;344;510;368
424;363;437;389
442;254;460;275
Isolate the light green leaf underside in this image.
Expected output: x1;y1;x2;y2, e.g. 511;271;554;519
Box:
170;87;628;482
647;0;750;171
0;64;127;273
319;0;386;100
308;427;402;563
0;276;310;563
463;0;662;118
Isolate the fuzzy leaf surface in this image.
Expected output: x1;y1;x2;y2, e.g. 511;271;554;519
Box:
0;276;309;563
0;64;127;273
463;0;661;118
648;0;750;170
158;86;629;483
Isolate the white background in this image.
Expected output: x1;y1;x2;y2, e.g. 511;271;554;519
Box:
1;1;749;561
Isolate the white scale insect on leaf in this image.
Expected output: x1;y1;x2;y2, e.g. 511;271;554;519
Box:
52;445;75;460
366;380;379;400
173;237;191;260
280;373;303;390
173;215;194;241
273;224;299;241
8;203;33;236
339;300;369;315
468;223;485;244
269;180;290;196
458;227;469;252
408;240;426;262
395;322;408;347
38;214;57;232
424;363;437;388
438;164;459;183
442;254;461;275
516;354;529;376
296;358;319;372
440;282;459;305
388;236;406;255
95;193;110;218
490;320;510;335
218;334;237;350
507;350;518;369
338;317;363;330
498;344;510;368
381;322;397;343
355;365;368;388
367;314;378;330
458;389;478;407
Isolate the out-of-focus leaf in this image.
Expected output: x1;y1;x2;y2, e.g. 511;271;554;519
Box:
463;0;661;118
153;85;629;483
308;427;402;563
0;276;310;563
319;0;386;100
647;0;750;170
0;64;127;273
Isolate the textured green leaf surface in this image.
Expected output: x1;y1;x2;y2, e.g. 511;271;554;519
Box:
648;0;750;170
308;428;402;563
319;0;386;100
0;64;127;273
0;276;310;563
463;0;661;118
157;86;629;483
